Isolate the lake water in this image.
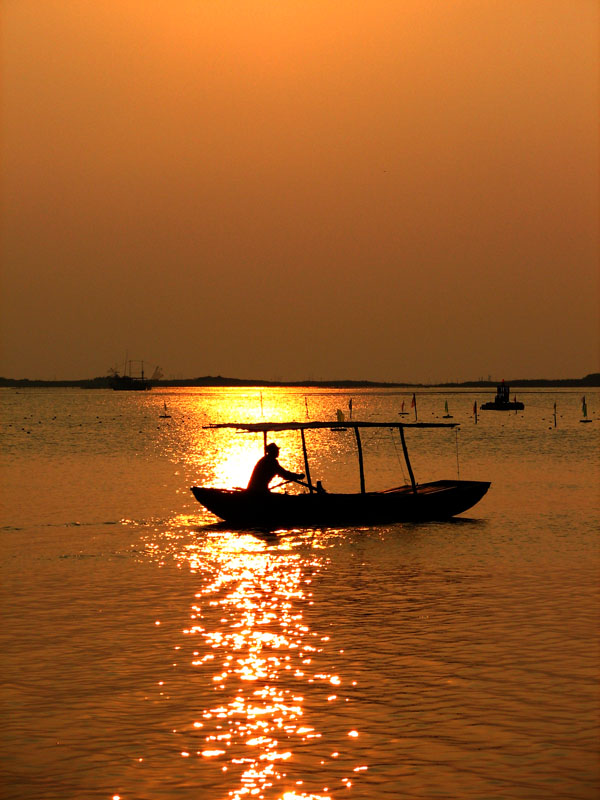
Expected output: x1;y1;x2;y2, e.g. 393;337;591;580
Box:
1;387;599;800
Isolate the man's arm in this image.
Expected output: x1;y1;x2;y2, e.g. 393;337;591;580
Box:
276;464;304;482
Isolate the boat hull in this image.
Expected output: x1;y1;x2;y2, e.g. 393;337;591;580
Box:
109;375;151;391
480;401;524;411
190;480;491;529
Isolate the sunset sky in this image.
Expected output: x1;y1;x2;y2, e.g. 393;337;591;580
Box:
1;0;598;382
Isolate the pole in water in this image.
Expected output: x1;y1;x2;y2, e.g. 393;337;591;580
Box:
553;402;557;428
580;396;591;423
260;391;264;417
473;400;478;424
412;393;417;421
305;396;309;419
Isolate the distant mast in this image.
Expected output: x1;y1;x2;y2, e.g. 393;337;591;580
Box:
109;358;152;390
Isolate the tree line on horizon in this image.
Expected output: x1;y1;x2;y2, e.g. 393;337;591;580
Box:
0;373;598;389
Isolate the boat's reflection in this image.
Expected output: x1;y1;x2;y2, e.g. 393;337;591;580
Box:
197;513;486;541
197;521;326;545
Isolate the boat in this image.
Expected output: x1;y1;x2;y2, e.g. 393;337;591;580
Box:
480;381;524;411
109;359;155;391
191;420;490;528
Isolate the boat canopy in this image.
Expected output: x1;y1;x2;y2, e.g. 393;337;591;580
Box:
204;419;459;494
204;420;458;432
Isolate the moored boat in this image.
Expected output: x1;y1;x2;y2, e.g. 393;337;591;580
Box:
191;420;490;528
480;381;524;411
109;373;151;391
109;359;161;391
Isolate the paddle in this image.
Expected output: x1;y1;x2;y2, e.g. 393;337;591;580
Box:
235;477;313;492
271;477;312;491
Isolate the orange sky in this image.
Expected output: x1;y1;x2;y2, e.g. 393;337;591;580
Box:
1;0;598;381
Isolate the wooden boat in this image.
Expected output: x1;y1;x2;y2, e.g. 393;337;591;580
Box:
480;381;524;411
191;421;490;528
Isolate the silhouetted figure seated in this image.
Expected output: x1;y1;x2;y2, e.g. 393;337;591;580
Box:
247;443;305;492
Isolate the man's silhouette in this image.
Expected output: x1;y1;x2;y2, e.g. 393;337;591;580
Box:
247;443;304;492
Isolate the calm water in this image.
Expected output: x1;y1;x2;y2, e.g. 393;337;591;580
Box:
1;387;599;800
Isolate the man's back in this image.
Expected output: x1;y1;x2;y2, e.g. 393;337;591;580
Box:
246;451;302;492
247;453;279;492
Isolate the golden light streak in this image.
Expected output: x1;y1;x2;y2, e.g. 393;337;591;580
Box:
142;391;373;797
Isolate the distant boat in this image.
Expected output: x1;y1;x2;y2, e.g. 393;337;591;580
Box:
159;400;171;418
442;400;453;418
191;420;491;528
109;359;159;391
580;396;592;423
398;400;409;416
480;381;524;411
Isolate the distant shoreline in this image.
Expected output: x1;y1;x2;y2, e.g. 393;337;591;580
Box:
1;373;598;389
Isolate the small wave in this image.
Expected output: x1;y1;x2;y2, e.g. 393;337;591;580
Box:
58;553;101;559
1;520;120;532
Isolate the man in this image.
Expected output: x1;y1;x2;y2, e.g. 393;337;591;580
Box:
247;443;304;492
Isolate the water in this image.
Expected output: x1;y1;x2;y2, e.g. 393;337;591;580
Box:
1;387;599;800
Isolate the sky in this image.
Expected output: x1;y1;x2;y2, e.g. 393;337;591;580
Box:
1;0;598;383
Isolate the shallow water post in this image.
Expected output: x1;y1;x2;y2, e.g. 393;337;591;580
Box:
354;426;366;494
300;429;314;492
399;426;417;494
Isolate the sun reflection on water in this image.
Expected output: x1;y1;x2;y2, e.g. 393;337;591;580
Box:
136;389;378;797
164;530;365;800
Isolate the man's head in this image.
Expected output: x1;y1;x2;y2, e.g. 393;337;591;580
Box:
266;443;280;457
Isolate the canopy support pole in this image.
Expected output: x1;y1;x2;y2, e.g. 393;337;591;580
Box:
263;431;267;454
300;429;314;492
399;426;417;494
354;427;366;494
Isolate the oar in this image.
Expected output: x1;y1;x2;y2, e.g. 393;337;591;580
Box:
271;477;312;491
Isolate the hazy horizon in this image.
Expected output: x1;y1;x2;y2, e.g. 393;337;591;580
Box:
1;369;598;386
2;1;598;383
